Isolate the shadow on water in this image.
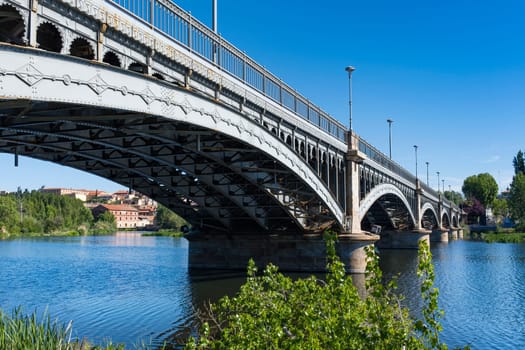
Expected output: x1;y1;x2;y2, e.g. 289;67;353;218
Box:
379;248;424;316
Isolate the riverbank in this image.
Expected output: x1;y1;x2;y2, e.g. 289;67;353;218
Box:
141;230;183;237
0;229;116;240
480;232;525;243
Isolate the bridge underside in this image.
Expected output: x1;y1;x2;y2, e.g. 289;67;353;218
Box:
0;99;335;236
361;193;415;232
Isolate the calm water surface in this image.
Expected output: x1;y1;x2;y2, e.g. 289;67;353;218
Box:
1;233;524;349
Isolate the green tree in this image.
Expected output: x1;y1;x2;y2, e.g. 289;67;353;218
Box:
92;210;117;235
444;190;463;205
462;173;498;208
491;198;508;222
513;150;525;175
156;205;188;230
508;172;525;224
186;235;449;350
0;196;18;233
0;190;96;236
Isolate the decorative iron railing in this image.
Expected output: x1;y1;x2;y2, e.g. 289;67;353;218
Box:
109;0;347;141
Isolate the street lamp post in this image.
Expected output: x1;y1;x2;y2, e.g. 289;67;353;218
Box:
344;66;356;232
345;66;356;134
437;171;441;193
212;0;218;33
442;179;445;194
387;118;393;159
413;145;418;181
426;161;429;186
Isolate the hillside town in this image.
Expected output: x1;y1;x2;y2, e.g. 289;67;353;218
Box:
36;187;158;230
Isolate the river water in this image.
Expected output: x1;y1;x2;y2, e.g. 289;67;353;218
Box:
0;233;524;349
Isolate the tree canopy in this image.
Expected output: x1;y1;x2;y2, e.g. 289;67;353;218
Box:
462;173;498;208
0;189;113;237
508;172;525;224
155;204;188;230
513;150;525;175
444;190;463;205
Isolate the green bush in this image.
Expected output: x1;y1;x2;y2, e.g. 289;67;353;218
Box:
186;233;454;349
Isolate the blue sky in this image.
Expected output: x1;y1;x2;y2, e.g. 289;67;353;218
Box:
2;0;525;194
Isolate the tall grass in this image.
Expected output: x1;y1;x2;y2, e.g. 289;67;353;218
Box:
0;307;125;350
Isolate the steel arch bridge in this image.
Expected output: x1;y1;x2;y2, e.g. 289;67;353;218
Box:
0;0;461;271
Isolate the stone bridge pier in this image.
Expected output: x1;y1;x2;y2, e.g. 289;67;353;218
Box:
188;233;377;273
430;229;450;243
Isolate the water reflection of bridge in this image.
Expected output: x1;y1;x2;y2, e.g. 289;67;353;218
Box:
0;0;461;272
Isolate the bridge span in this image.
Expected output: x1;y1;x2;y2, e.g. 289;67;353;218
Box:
0;0;461;272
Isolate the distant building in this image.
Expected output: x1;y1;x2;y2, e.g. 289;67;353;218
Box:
39;187;90;202
92;204;140;229
86;190;113;202
137;205;157;227
112;190;133;203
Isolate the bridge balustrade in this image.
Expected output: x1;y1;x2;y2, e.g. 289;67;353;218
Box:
358;138;417;184
109;0;347;141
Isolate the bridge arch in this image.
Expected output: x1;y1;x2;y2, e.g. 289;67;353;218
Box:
441;211;451;228
452;214;459;228
359;183;416;231
0;46;344;234
421;202;439;229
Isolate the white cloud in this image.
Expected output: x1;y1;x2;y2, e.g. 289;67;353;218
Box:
482;155;501;164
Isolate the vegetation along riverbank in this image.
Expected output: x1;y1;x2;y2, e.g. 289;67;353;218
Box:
0;189;188;239
476;231;525;243
0;189;117;239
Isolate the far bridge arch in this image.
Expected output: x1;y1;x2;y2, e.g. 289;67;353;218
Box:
441;211;451;228
421;202;439;230
359;183;416;232
452;214;459;228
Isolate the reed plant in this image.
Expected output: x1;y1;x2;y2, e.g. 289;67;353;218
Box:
0;307;126;350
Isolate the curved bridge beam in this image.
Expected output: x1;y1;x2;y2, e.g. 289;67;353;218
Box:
420;202;439;229
359;183;416;226
0;45;344;231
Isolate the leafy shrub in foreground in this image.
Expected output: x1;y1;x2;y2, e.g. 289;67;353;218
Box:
186;233;452;349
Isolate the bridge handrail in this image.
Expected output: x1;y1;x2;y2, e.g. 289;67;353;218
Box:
107;0;348;142
358;138;417;183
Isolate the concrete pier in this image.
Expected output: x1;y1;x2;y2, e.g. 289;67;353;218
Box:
430;228;449;243
187;233;378;273
375;230;429;249
449;229;458;240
